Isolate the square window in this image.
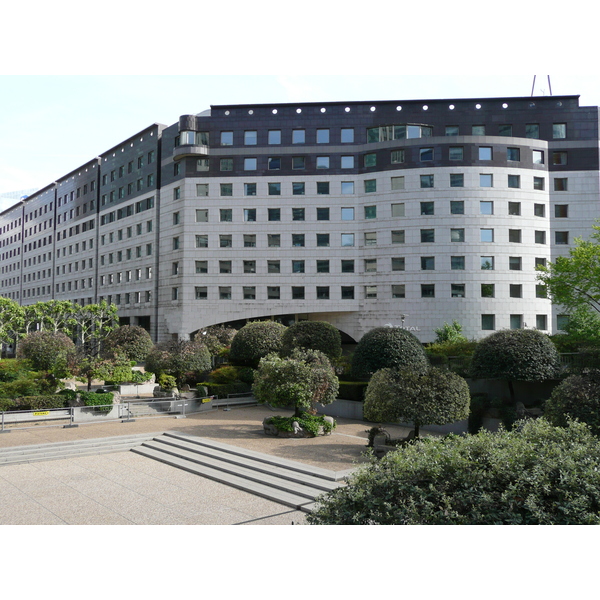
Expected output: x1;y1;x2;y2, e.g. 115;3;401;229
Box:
268;208;281;221
481;315;495;330
509;256;522;271
536;315;548;330
392;230;405;244
420;202;434;216
555;205;569;218
220;235;232;248
268;287;280;300
420;147;434;161
481;283;496;298
244;234;256;248
245;183;257;196
553;123;567;139
316;156;330;169
452;284;466;298
451;256;465;270
219;261;232;274
421;229;435;243
364;232;377;246
533;150;544;164
392;285;405;299
554;178;568;191
292;287;305;300
555;231;569;245
317;207;330;221
341;156;355;169
510;315;523;330
391;176;405;190
317;260;330;273
220;159;233;172
243;260;256;274
508;202;521;215
243;287;256;300
364;179;377;193
268;157;281;170
364;153;377;168
268;260;281;274
316;287;330;300
391;150;405;164
526;124;539;139
534;177;545;191
479;147;493;160
365;286;378;299
317;129;330;144
317;182;330;195
480;201;494;215
244;208;256;222
507;147;520;161
534;204;546;217
293;208;305;221
221;183;233;196
292;182;305;196
364;205;377;219
420;175;434;188
341;260;355;273
536;284;548;298
508;175;521;189
535;230;546;244
244;131;257;145
220;209;233;222
449;147;463;160
292;260;305;274
509;229;522;243
499;124;513;136
341;233;355;247
536;257;547;268
341;286;355;300
392;257;405;271
195;260;208;274
452;173;465;187
268;130;281;145
480;174;493;187
341;207;354;220
480;229;494;243
341;128;354;143
391;203;405;217
244;158;257;171
268;183;281;195
364;259;377;273
450;201;464;215
481;256;494;270
341;181;355;194
421;284;435;298
292;234;305;247
421;256;435;270
292;157;306;170
553;152;568;166
219;287;232;300
221;131;233;146
510;284;522;298
292;130;305;144
451;228;465;243
195;286;207;300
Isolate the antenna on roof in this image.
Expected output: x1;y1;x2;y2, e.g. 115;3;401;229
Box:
531;75;553;96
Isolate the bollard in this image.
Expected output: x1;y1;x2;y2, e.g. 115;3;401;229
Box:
0;411;10;434
64;406;79;428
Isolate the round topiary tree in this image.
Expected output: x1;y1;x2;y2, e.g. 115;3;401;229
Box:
280;321;342;362
102;325;154;362
16;331;76;376
363;367;471;437
545;372;600;436
351;327;429;380
470;329;560;403
229;321;286;368
145;338;211;387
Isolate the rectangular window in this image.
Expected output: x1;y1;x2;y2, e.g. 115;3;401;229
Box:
421;229;435;243
446;126;459;136
479;147;493;161
292;260;305;274
317;207;330;221
391;203;405;218
480;174;493;187
392;257;405;271
195;209;208;223
267;287;280;300
365;286;377;299
553;123;567;139
341;286;355;300
268;234;281;247
341;156;355;169
292;234;305;247
481;284;495;298
244;158;257;171
268;157;281;170
293;208;306;221
268;208;281;222
317;129;330;144
420;175;434;188
316;156;330;169
341;181;355;194
509;229;522;243
316;287;330;300
526;124;539;139
480;201;494;215
292;287;305;300
420;147;434;161
536;315;548;331
508;202;521;216
421;284;435;298
268;260;280;274
481;315;495;331
553;152;568;166
220;209;232;222
317;234;330;247
510;284;522;298
472;125;485;136
391;150;405;164
449;147;463;160
507;147;520;161
421;256;435;270
244;234;256;248
533;150;544;165
364;179;377;193
341;207;354;221
220;159;233;172
364;232;377;246
451;256;465;270
509;256;522;271
364;205;377;219
220;235;232;248
244;208;257;222
510;315;523;330
317;182;330;195
508;175;521;189
364;153;377;168
243;261;256;274
534;204;546;217
219;287;232;300
292;130;305;144
292;157;305;170
195;261;208;274
243;287;256;300
481;256;494;270
452;284;466;298
535;230;547;244
341;234;355;247
391;176;405;190
451;229;465;243
480;229;494;243
392;230;405;244
268;183;281;196
244;130;257;145
499;124;513;136
555;205;569;218
555;232;569;245
316;260;330;273
219;261;232;274
420;202;434;216
392;285;405;299
221;131;233;146
534;177;545;191
341;260;355;273
554;178;568;192
341;128;354;143
450;201;464;215
268;130;281;145
245;183;257;196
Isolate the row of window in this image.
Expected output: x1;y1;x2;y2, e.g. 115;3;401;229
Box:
101;152;156;186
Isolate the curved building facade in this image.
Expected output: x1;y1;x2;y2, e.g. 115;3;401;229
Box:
1;95;599;343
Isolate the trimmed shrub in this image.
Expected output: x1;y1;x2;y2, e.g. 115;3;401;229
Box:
308;419;600;525
545;372;600;436
229;321;286;368
102;325;154;362
79;391;114;413
280;321;342;362
0;359;33;383
363;367;470;437
17;331;75;375
145;339;211;386
351;327;429;380
14;395;68;410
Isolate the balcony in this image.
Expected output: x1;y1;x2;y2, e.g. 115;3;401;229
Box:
173;144;210;161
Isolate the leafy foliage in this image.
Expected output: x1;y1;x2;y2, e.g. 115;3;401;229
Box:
434;320;467;344
545;372;600;435
265;414;336;437
470;329;560;383
229;321;286;368
253;349;339;416
145;339;211;387
196;326;237;356
550;307;600;352
537;224;600;315
363;367;470;436
16;331;76;377
308;419;600;525
102;325;154;362
280;321;342;362
351;327;429;381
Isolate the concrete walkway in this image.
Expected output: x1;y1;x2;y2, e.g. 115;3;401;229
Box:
0;406;412;525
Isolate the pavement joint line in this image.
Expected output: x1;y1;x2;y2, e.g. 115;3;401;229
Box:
233;509;303;525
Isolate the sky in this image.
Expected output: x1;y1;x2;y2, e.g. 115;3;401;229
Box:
1;73;599;213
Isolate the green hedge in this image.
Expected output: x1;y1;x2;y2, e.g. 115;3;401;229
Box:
14;396;69;410
337;381;368;402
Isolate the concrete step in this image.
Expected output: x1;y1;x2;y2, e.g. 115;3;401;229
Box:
0;433;162;466
132;433;347;513
132;444;318;513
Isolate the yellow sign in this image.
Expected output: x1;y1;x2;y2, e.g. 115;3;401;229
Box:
201;398;212;404
33;411;50;417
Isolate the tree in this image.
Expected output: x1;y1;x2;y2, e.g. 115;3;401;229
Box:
351;327;429;380
470;329;560;403
363;367;470;438
0;298;24;349
537;225;600;315
102;325;154;362
16;331;76;377
70;301;118;356
145;339;211;387
253;349;339;417
280;321;342;362
545;372;600;436
307;419;600;525
433;320;467;344
229;321;286;368
196;325;237;356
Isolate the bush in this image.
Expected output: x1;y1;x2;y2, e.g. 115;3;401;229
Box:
280;321;342;362
308;419;600;525
17;331;75;376
351;327;428;381
229;321;286;368
545;372;600;435
145;339;211;386
0;359;33;383
363;367;470;437
79;391;114;412
102;325;154;362
14;395;68;410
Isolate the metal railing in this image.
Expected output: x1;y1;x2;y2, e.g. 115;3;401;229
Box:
0;396;214;433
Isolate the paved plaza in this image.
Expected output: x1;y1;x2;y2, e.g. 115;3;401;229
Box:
0;406;412;525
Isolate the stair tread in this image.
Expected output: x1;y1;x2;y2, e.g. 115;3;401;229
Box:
142;439;336;499
132;445;317;512
150;437;340;492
